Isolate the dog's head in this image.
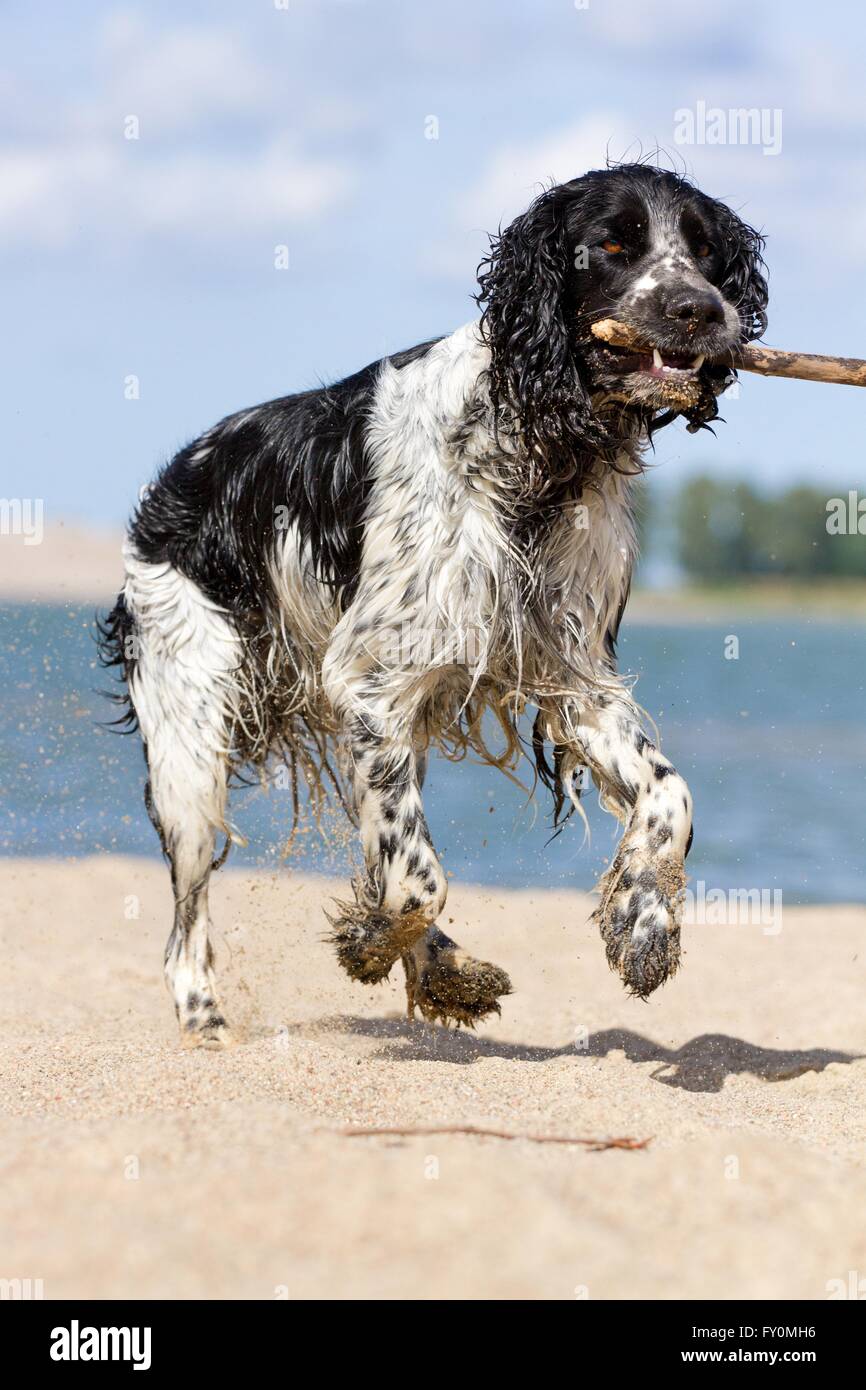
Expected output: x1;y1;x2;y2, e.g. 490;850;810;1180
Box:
477;163;768;472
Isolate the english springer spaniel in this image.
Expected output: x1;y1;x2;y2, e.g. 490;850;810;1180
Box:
100;163;768;1046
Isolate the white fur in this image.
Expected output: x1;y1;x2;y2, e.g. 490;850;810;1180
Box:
123;543;242;1038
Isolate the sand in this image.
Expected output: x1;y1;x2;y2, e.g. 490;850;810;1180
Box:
0;523;124;604
5;522;865;620
1;854;865;1300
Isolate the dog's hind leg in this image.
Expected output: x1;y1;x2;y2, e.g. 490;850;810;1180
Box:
123;555;241;1047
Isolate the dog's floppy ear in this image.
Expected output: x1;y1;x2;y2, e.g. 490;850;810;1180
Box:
715;205;769;343
476;183;609;489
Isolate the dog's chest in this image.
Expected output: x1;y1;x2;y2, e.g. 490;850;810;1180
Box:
359;330;638;679
408;465;637;674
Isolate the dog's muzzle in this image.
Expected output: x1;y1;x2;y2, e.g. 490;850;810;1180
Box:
588;287;740;409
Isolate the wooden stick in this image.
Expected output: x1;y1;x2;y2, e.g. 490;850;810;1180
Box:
591;317;866;388
332;1124;651;1152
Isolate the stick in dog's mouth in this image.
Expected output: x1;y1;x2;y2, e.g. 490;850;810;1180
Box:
591;318;866;388
591;319;704;376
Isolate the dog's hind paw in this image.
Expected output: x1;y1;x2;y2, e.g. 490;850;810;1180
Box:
180;1014;236;1050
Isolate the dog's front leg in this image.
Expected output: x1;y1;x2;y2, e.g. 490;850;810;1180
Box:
325;706;510;1022
323;691;445;978
551;693;693;997
321;636;511;1024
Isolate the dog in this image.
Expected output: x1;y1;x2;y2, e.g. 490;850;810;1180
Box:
99;162;768;1047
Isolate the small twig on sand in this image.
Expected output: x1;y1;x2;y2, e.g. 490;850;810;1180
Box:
332;1124;651;1152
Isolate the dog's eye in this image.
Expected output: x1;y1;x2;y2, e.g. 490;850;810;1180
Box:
696;243;713;258
601;239;625;254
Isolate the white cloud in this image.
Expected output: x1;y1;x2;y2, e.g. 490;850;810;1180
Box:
133;140;352;236
457;114;644;232
0;11;356;251
773;33;866;127
421;114;644;282
93;10;279;137
0;139;353;250
582;0;734;54
0;136;353;250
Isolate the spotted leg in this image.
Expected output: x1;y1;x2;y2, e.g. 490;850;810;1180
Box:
160;814;233;1048
326;714;511;1025
141;710;235;1047
327;716;449;982
556;694;693;997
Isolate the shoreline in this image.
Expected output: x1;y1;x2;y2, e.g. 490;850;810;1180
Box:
1;524;864;619
0;847;859;910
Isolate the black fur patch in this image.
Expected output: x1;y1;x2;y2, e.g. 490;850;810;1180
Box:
95;591;139;732
127;340;441;617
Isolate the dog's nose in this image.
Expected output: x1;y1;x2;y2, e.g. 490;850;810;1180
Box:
662;286;725;328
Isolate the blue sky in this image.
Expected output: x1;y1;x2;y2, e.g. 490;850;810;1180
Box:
3;0;865;525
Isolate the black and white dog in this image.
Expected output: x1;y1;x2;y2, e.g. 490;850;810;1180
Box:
100;163;768;1046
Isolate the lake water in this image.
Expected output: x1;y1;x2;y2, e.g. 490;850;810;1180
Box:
1;605;863;904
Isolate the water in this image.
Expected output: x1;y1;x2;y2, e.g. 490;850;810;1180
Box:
1;605;863;904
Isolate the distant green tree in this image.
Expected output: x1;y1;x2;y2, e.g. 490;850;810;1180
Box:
755;486;828;576
676;476;762;579
674;476;866;580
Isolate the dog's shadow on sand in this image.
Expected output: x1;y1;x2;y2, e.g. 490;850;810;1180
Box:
313;1016;863;1094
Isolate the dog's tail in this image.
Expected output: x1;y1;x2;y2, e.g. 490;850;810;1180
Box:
95;590;139;732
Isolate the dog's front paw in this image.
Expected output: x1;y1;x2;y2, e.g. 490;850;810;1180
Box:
328;891;428;985
593;849;685;998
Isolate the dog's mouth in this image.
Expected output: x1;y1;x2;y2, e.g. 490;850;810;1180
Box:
595;339;706;380
589;333;730;408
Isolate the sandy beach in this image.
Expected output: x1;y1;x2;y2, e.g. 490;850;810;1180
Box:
1;854;865;1300
0;524;124;605
3;523;865;619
